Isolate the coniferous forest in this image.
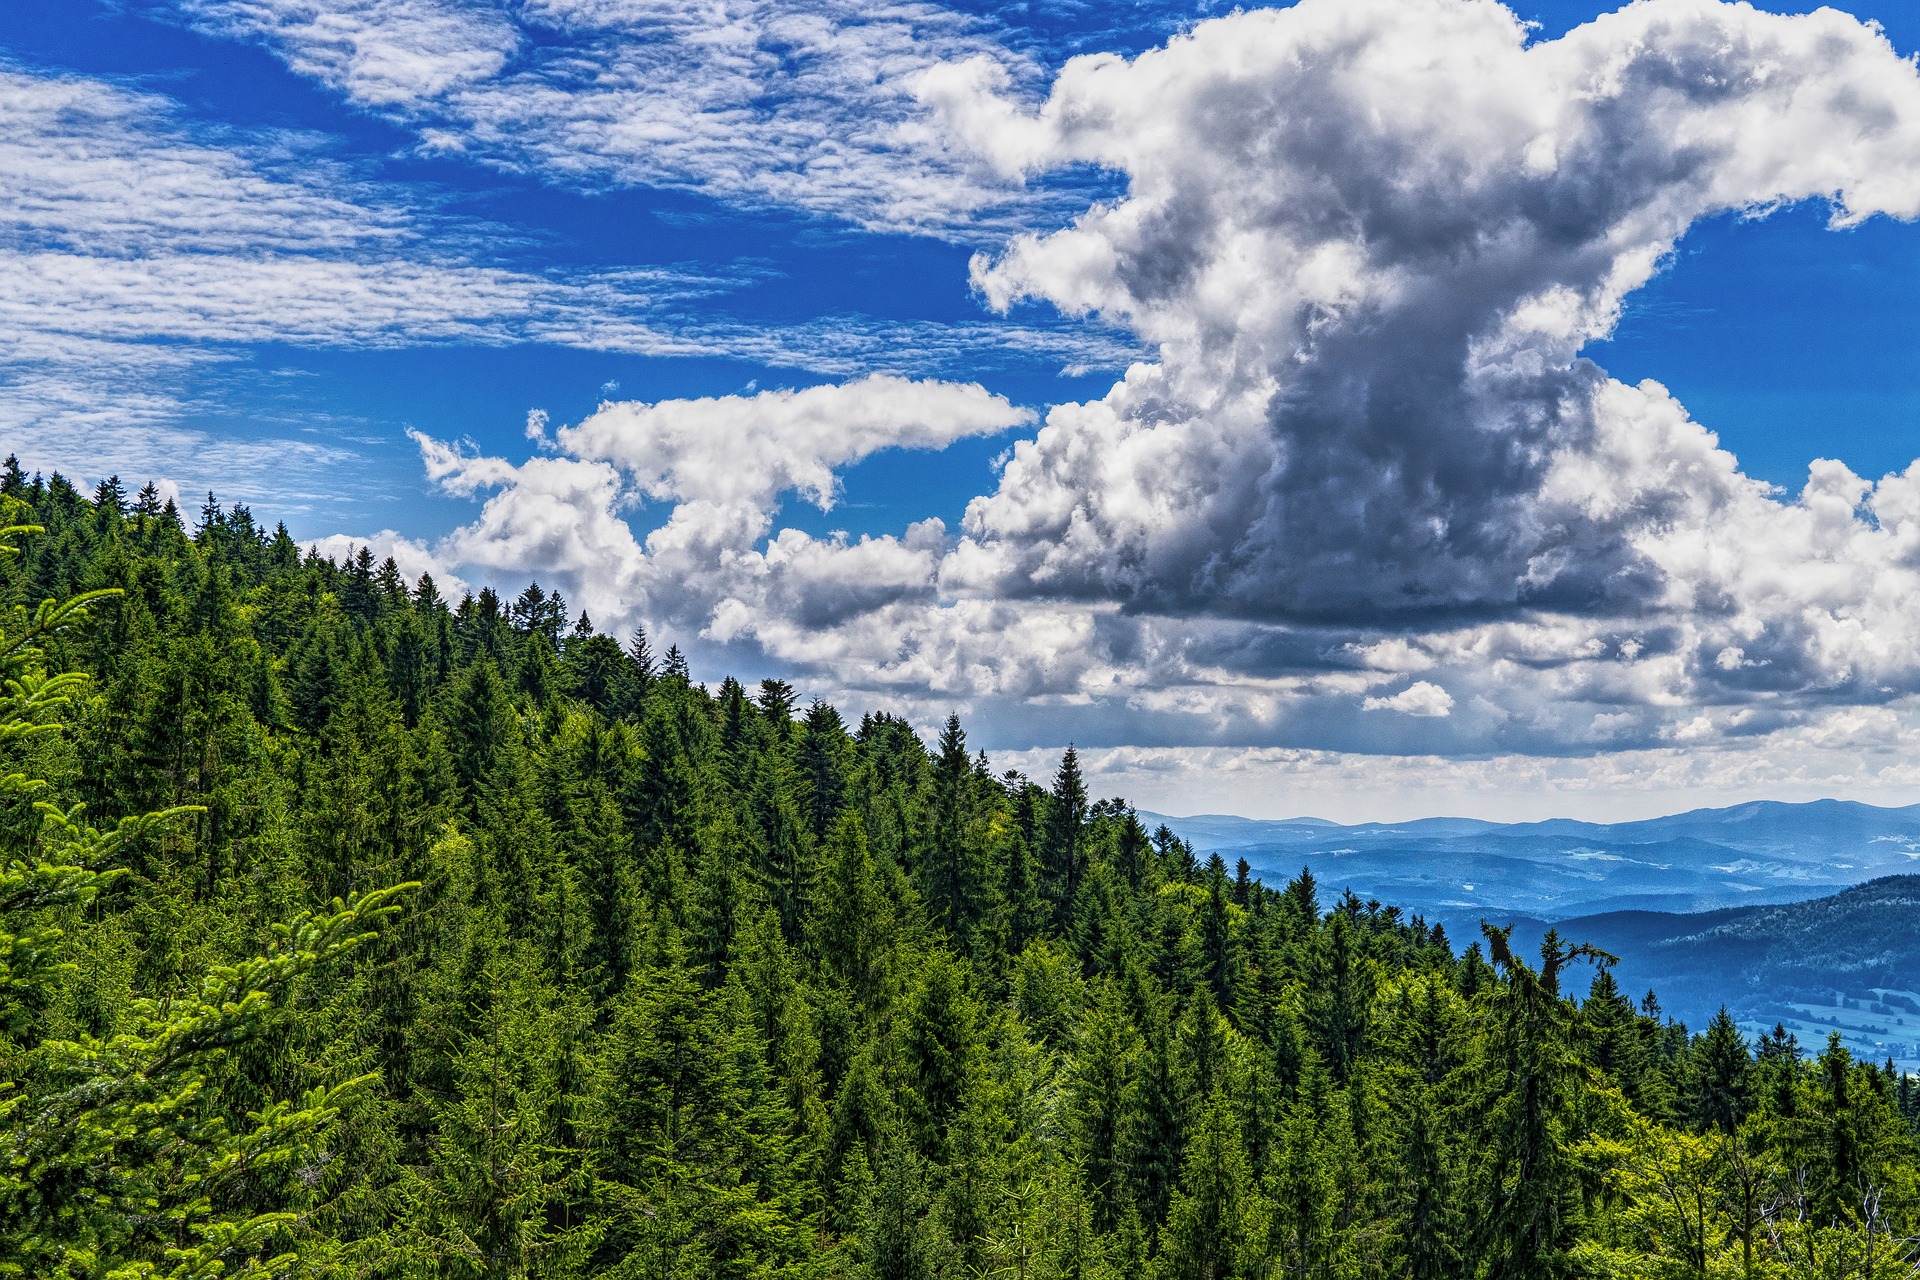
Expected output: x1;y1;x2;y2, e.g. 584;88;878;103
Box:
8;462;1920;1280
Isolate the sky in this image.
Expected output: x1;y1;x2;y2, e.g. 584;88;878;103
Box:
12;0;1920;822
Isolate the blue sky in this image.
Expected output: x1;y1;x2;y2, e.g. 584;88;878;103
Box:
5;0;1140;535
14;0;1920;532
13;0;1920;819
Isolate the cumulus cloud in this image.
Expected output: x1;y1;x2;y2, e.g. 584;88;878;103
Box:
918;0;1920;741
561;374;1033;513
942;0;1920;622
393;375;1031;636
304;529;472;596
1364;682;1455;718
321;0;1920;765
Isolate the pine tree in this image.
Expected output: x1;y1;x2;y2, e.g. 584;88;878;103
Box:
1161;1093;1262;1280
1073;980;1141;1231
1044;747;1090;915
756;678;797;737
799;699;851;843
864;1128;930;1280
446;658;517;802
196;490;222;543
91;474;126;522
591;940;806;1279
815;812;892;1004
401;941;593;1278
1305;911;1372;1082
927;714;976;940
1583;966;1659;1113
0;531;414;1276
389;607;431;728
902;950;979;1162
1197;863;1237;1014
342;545;380;626
1124;981;1184;1230
132;480;162;520
627;625;657;696
1689;1007;1752;1135
1464;927;1610;1280
1265;1054;1344;1279
662;644;690;683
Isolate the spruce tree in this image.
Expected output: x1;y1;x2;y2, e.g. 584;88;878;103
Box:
1073;980;1142;1232
815;812;892;1005
1688;1007;1752;1135
1161;1094;1262;1280
0;530;413;1276
1044;747;1089;912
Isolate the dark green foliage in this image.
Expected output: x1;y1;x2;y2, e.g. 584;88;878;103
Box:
1688;1006;1752;1134
3;477;1920;1278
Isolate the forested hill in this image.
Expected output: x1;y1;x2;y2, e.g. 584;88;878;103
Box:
6;464;1920;1279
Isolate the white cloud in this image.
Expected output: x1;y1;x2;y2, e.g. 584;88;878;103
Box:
171;0;1058;230
386;375;1029;633
177;0;520;106
946;0;1920;623
0;67;397;256
0;63;671;498
304;529;472;596
1364;681;1455;718
910;0;1920;741
996;704;1920;823
560;373;1032;511
378;0;1920;759
0;60;1124;509
196;0;1920;774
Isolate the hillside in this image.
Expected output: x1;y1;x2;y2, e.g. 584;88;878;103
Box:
1503;877;1920;1068
6;473;1920;1277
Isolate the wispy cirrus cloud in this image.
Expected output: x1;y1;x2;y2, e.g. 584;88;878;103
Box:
0;58;1126;505
0;61;664;495
164;0;1069;231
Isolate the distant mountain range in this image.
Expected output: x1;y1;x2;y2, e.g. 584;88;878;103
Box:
1146;798;1920;921
1148;801;1920;1066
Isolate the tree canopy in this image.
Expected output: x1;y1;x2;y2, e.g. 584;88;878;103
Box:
5;463;1920;1278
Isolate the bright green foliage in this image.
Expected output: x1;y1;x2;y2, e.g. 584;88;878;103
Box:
5;472;1920;1279
0;519;411;1279
1160;1094;1261;1280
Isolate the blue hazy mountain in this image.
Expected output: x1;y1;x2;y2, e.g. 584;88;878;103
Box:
1146;798;1920;920
1502;877;1920;1071
1149;801;1920;1066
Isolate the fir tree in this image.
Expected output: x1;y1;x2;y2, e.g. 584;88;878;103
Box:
1689;1007;1752;1135
1161;1094;1263;1280
1044;747;1089;913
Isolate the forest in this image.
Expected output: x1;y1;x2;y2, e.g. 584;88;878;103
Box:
4;459;1920;1279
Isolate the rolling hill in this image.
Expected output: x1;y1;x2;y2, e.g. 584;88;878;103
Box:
1506;877;1920;1070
